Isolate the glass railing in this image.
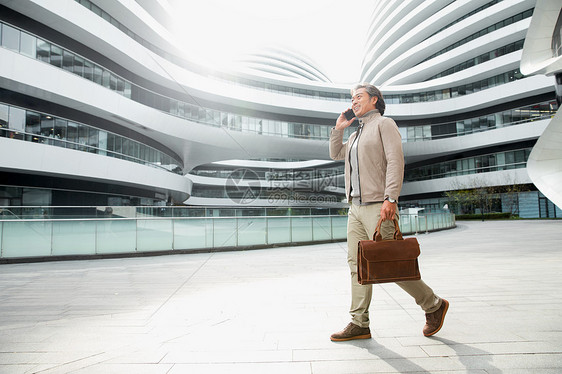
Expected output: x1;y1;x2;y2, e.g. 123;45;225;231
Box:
0;206;347;219
0;206;455;260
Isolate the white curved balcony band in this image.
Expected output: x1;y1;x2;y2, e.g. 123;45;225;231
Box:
384;26;529;86
2;19;549;146
401;168;532;197
2;0;351;118
0;47;329;169
381;52;524;94
362;0;534;84
365;0;431;58
385;75;554;120
0;137;192;202
1;43;555;176
237;48;332;82
402;119;549;164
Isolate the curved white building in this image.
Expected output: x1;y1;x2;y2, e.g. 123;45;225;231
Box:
0;0;559;218
361;0;560;218
522;0;562;209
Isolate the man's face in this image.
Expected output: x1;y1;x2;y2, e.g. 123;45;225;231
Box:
351;88;378;118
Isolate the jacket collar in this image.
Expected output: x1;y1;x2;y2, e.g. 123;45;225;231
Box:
358;109;380;126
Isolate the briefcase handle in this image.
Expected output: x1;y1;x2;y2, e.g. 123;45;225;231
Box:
373;217;403;242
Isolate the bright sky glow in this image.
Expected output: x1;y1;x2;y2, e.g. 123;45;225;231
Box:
169;0;374;84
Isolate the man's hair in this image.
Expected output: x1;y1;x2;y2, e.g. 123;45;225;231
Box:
352;83;386;115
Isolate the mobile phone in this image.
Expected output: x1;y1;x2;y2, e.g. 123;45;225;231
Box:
344;109;355;120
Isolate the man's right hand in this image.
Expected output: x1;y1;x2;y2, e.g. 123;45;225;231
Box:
335;110;355;130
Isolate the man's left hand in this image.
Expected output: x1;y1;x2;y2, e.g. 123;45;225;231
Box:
380;200;396;221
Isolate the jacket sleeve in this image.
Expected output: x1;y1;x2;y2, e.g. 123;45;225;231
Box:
329;127;347;161
379;118;404;200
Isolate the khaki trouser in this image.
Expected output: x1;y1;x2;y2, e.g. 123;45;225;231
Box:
347;202;442;328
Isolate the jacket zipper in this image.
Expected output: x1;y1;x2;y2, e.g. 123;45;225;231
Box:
349;122;363;204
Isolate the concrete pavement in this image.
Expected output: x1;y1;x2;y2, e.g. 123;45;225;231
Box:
1;220;561;373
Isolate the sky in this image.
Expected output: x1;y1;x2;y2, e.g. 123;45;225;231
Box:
169;0;375;84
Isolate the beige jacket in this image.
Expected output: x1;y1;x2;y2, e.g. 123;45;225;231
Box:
329;110;404;203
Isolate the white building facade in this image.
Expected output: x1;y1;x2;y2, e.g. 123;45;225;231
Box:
0;0;559;218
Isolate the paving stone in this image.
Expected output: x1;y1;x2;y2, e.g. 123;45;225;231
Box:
0;220;561;373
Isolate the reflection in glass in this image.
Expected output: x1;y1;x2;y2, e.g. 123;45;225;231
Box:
62;50;73;72
50;44;62;68
36;38;50;62
25;111;40;142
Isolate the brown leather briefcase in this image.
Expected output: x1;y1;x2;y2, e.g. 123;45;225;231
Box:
357;218;421;284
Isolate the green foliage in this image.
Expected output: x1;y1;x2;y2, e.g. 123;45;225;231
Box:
456;212;514;220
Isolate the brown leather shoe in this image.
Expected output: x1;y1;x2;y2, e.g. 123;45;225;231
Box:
330;322;371;342
423;298;449;337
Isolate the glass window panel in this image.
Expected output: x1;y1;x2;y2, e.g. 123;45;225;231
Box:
114;136;122;155
78;124;89;151
456;121;464;135
0;104;8;128
93;65;103;84
514;150;525;163
19;32;36;58
122;138;131;157
423;125;431;139
147;147;155;163
415;126;423;139
40;114;55;144
102;70;110;88
124;81;131;98
83;60;94;81
25;111;41;142
54;118;66;141
101;11;111;22
62;50;74;72
139;144;146;161
87;127;98;153
50;45;62;67
132;141;139;159
109;74;117;90
116;78;125;95
91;3;102;16
106;132;115;152
66;121;78;149
25;111;41;133
73;56;84;77
2;24;20;52
36;39;50;62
